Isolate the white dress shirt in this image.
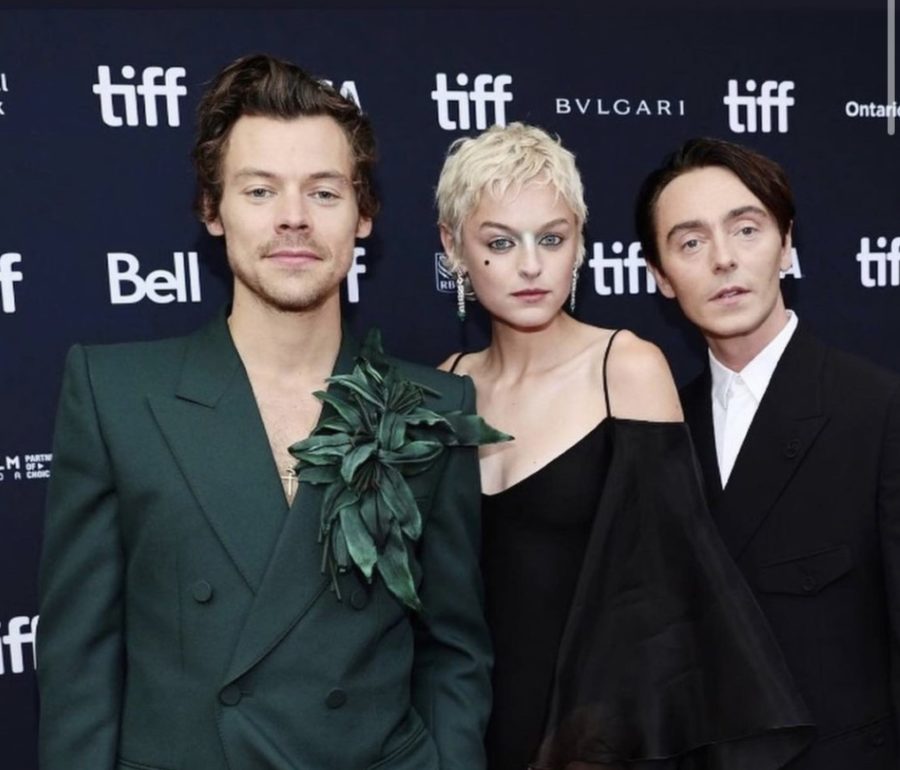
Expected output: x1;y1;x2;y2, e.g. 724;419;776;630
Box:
710;311;798;486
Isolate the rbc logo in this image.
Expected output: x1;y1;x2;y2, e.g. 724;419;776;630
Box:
0;252;23;313
108;251;201;304
434;252;457;293
431;73;513;130
93;65;187;127
724;78;795;133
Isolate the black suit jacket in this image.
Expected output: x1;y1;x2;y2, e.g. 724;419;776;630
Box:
681;325;900;769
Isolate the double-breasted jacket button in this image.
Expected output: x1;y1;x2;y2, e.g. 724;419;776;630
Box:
349;588;369;610
325;688;347;709
784;439;801;458
800;575;817;593
870;730;886;747
192;580;213;603
219;684;242;706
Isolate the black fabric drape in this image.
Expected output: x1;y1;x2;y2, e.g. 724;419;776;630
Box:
532;420;815;770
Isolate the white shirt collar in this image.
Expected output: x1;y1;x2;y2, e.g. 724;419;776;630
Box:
709;310;798;410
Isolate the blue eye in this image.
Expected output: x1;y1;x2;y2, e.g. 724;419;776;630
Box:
488;237;514;251
540;233;563;247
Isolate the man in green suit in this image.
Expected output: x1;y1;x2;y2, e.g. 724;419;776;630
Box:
37;54;491;770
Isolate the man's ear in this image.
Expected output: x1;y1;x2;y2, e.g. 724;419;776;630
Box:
779;222;794;272
356;215;373;239
202;195;224;237
649;263;676;299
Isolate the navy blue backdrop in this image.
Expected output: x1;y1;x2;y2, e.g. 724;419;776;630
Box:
2;5;898;767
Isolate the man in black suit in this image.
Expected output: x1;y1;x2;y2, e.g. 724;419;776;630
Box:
635;137;900;768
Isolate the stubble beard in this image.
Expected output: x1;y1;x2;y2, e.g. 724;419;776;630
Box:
230;235;348;314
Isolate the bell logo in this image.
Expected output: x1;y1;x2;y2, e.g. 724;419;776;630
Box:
724;78;795;133
108;251;202;304
431;73;513;130
0;252;23;313
93;65;187;127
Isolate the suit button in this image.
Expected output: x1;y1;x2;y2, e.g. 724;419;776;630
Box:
784;439;801;458
219;684;242;706
325;688;347;709
801;575;817;593
871;731;886;747
192;580;213;603
350;588;368;610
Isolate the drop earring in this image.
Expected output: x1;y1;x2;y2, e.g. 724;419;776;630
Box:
456;269;466;321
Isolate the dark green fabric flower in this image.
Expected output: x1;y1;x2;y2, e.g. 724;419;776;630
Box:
289;330;510;612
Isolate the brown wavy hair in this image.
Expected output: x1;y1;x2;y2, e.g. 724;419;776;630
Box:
192;53;378;222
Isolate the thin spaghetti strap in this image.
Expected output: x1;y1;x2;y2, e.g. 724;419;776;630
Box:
602;329;624;418
448;351;469;374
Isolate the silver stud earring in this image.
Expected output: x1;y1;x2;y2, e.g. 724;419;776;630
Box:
456;269;466;321
569;264;579;313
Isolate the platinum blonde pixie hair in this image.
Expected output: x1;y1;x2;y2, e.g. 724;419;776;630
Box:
435;122;588;269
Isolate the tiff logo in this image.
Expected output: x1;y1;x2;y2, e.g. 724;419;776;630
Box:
93;65;187;127
724;79;795;133
432;73;513;130
346;247;366;304
0;616;38;675
589;241;658;296
0;252;23;313
0;72;7;116
857;236;900;287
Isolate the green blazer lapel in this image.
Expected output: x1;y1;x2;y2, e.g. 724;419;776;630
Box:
148;311;288;591
224;330;361;684
716;328;829;559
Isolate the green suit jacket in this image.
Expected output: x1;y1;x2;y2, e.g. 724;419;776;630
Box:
37;311;491;770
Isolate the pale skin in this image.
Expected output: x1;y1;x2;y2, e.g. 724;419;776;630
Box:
439;182;682;496
205;114;372;501
648;166;793;372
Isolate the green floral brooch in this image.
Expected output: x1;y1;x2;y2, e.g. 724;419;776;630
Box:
289;330;509;612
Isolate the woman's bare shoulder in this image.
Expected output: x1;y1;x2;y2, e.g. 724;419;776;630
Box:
437;349;486;376
600;329;683;422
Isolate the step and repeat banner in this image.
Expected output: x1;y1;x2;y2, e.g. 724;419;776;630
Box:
2;6;898;767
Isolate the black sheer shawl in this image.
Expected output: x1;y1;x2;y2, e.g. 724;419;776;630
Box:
531;420;814;770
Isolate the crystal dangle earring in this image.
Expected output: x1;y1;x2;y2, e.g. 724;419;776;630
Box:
569;263;579;313
456;269;466;321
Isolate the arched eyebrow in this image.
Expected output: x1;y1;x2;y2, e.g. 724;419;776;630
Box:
664;205;771;243
724;205;770;222
231;168;352;186
664;219;706;244
478;217;571;232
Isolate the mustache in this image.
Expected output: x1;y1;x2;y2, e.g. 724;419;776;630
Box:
258;235;324;256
